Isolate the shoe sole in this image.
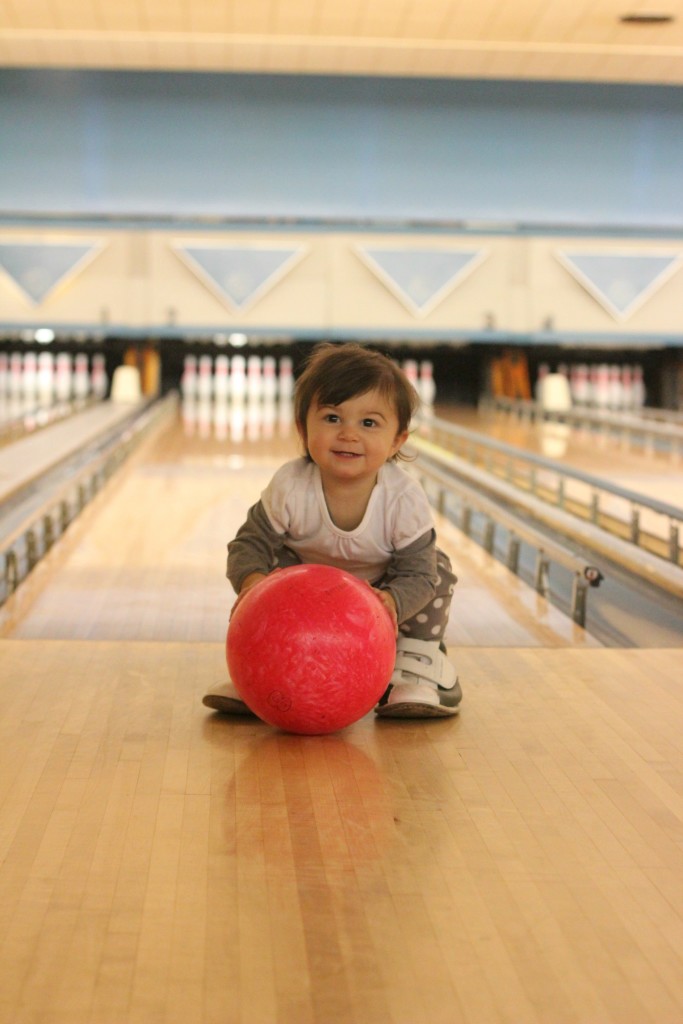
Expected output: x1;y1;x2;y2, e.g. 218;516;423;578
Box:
375;701;460;719
202;694;256;715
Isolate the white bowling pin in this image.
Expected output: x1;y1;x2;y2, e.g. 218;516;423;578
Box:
574;363;590;406
608;364;623;410
55;353;73;402
247;355;263;402
214;355;230;401
9;352;23;396
229;355;247;400
37;351;55;404
403;360;419;393
73;353;90;400
181;355;197;400
418;360;436;406
22;352;38;401
595;364;610;409
632;365;646;409
621;365;634;410
91;353;108;399
278;356;294;401
197;355;213;400
262;356;278;401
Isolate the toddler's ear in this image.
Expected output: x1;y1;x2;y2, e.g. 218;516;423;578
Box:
390;429;410;457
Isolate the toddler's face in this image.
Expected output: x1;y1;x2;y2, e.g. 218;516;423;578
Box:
302;389;408;483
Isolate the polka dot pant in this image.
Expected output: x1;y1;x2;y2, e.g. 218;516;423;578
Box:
395;548;456;643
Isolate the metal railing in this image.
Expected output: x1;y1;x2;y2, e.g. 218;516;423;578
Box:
409;450;604;627
409;452;602;626
419;413;683;567
0;395;175;607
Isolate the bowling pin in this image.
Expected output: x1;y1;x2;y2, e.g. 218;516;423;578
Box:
214;355;230;401
262;356;277;401
73;353;90;400
573;363;590;406
197;355;213;401
22;352;38;402
9;352;23;397
632;364;645;409
91;353;108;399
230;355;247;400
418;360;436;406
181;354;197;400
403;360;419;393
278;356;294;401
595;364;610;410
55;353;73;402
621;365;634;410
608;364;623;410
38;351;55;405
247;355;263;402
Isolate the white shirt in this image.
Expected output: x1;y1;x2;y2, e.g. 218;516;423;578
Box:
261;457;434;582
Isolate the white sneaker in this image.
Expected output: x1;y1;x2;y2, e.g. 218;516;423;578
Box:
375;638;461;719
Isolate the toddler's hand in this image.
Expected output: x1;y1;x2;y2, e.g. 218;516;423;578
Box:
372;587;399;636
230;572;269;618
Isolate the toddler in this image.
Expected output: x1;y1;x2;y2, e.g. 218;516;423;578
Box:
203;342;461;719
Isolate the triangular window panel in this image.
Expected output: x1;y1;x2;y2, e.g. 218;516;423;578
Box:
555;249;683;321
0;241;104;306
355;247;488;317
172;243;308;312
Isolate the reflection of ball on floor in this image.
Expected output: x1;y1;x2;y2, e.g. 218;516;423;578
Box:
226;564;396;735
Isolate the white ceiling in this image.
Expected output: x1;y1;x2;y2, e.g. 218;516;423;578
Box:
0;0;682;85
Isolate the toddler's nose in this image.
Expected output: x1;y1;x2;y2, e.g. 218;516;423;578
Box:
337;420;358;440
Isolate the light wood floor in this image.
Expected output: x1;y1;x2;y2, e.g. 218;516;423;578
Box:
1;410;682;1024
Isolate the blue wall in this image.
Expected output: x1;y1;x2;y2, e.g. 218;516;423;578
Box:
1;69;682;230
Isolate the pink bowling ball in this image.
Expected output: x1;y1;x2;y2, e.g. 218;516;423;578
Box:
226;564;396;734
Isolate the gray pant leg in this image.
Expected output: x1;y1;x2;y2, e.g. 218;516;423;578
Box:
398;548;456;643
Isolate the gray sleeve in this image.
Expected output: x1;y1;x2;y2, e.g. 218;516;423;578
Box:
226;500;286;593
377;529;439;624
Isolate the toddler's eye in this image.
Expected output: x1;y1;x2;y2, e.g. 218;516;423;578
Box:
324;413;340;423
362;418;378;428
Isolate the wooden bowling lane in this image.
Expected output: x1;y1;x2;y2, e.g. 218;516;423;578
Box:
2;638;683;1023
2;408;683;1022
0;412;599;648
